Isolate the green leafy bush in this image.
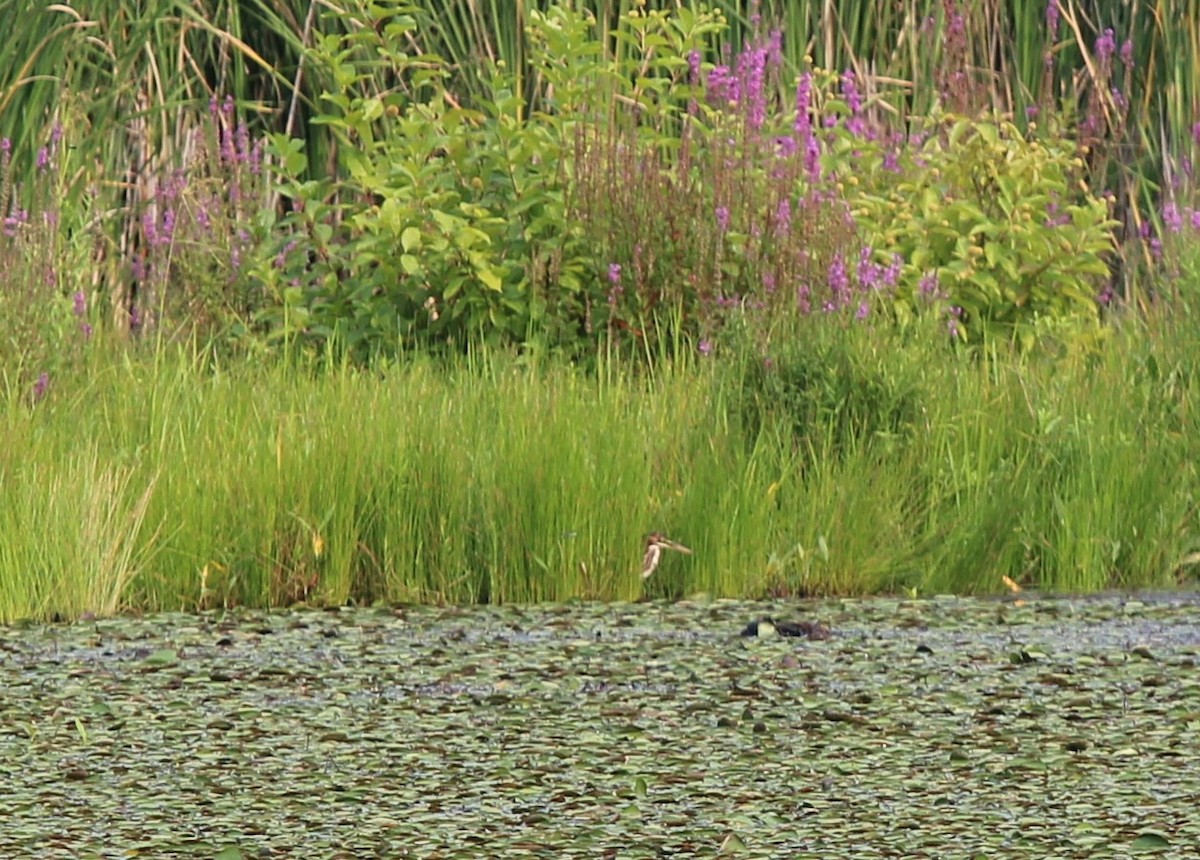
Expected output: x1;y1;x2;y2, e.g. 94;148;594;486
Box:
849;116;1118;344
242;4;1123;361
249;9;586;360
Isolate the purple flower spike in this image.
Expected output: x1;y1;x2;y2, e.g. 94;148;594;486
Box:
715;206;731;232
794;72;812;136
841;70;868;137
1046;0;1060;38
775;197;792;236
607;263;622;285
827;253;850;306
73;290;86;317
1163;201;1183;233
33;372;50;402
1096;28;1116;63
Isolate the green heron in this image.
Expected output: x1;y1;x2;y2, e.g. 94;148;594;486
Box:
741;616;832;640
641;532;692;578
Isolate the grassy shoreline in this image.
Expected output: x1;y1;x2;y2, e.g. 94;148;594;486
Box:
3;316;1197;623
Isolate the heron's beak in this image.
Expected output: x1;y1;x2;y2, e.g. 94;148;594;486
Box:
660;538;692;555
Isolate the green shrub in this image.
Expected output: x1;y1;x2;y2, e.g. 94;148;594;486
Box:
850;116;1118;345
248;9;586;361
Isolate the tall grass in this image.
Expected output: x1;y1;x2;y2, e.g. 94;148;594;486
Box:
1;315;1197;621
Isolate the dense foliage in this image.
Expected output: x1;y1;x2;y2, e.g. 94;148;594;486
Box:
2;2;1200;617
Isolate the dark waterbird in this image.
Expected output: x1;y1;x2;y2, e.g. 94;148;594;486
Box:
741;617;832;640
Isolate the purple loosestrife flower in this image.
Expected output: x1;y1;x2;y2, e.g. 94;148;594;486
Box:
918;271;940;299
1026;105;1039;119
841;70;867;137
706;65;735;106
687;50;703;114
1120;39;1134;67
36;147;49;171
766;30;783;68
698;339;713;356
276;239;299;270
883;253;903;287
1096;28;1116;63
1;137;10;154
948;7;966;40
1191;209;1200;231
1046;1;1060;38
220;123;236;166
195;199;212;232
73;290;86;317
856;301;870;320
775;197;792;237
827;253;850;308
1096;284;1114;306
856;247;881;291
947;306;964;339
805;136;821;181
607;263;623;306
797;283;811;314
738;46;768;131
794;72;812;137
33;372;50;402
1163;201;1183;233
159;210;176;246
1044;201;1071;228
715;206;731;232
235;122;251;163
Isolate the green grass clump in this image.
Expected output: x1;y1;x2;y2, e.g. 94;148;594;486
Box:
1;314;1197;622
